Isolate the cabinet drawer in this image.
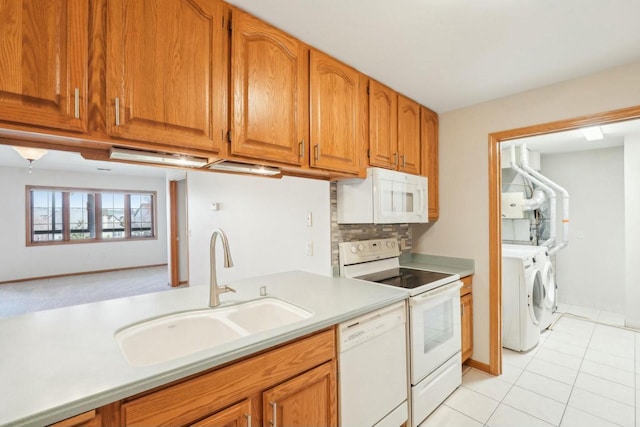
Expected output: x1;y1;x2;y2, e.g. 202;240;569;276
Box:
121;329;335;426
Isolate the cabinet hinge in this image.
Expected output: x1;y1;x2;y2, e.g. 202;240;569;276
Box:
226;130;232;143
367;149;370;158
366;85;370;95
228;18;232;32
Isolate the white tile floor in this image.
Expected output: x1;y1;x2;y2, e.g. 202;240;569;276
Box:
421;313;639;427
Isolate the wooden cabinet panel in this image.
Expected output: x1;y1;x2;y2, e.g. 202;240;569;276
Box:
460;275;473;363
263;362;337;427
421;106;439;220
121;329;335;426
192;399;252;427
230;9;308;165
106;0;226;151
0;0;87;132
368;80;398;169
309;50;366;174
397;95;421;175
49;410;98;427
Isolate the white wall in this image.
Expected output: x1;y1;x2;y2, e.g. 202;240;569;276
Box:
186;171;331;287
625;136;640;328
542;147;625;312
0;166;168;282
412;61;640;365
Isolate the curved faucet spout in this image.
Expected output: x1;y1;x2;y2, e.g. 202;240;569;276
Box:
209;229;235;307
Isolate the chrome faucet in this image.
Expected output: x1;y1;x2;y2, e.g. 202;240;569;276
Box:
209;228;236;307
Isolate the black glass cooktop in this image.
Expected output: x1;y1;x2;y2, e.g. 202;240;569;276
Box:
356;267;454;289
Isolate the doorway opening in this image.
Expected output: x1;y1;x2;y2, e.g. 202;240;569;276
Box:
487;105;640;375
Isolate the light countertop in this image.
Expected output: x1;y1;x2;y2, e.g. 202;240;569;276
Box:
0;271;408;427
400;253;475;278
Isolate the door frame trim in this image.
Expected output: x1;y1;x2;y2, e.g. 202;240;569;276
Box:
487;104;640;375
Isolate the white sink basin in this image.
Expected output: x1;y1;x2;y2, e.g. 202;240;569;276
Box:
226;298;314;334
115;298;313;366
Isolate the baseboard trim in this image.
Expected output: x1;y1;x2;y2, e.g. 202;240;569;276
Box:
464;358;492;374
0;264;168;285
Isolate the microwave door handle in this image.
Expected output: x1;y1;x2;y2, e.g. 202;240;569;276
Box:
410;281;462;306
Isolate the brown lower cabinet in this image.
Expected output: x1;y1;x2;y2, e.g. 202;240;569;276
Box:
50;329;336;427
460;275;473;363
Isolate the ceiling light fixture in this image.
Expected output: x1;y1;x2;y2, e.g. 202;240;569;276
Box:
12;146;48;173
581;126;604;141
109;147;208;168
209;160;281;176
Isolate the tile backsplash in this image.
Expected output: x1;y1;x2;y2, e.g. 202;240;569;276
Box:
330;182;412;271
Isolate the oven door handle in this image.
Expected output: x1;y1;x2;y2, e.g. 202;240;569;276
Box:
410;281;462;306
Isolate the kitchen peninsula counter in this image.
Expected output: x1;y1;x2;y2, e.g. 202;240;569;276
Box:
0;271;408;427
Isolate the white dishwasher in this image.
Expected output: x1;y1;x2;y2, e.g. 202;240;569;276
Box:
338;301;408;427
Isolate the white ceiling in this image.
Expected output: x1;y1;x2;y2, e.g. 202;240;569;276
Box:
0;145;167;177
503;118;640;154
226;0;640;113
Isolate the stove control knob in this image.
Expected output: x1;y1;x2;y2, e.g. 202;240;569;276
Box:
386;241;396;248
357;243;364;252
349;245;357;254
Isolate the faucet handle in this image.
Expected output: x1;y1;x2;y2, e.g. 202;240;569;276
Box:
222;285;236;294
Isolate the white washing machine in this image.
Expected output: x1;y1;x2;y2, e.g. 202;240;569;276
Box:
503;244;556;331
537;251;556;330
502;247;545;352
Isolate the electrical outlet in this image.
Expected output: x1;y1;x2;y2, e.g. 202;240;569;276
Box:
305;212;313;227
305;241;313;256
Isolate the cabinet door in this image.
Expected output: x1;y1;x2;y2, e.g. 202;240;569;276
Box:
106;0;226;151
263;362;337;427
231;9;308;166
368;80;398;169
0;0;87;132
421;106;439;220
309;50;366;174
397;95;421;175
191;399;252;427
461;292;473;363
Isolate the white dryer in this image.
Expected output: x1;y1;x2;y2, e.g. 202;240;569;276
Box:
502;247;545;352
503;244;555;331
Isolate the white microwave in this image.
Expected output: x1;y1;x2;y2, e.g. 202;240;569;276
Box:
337;167;428;224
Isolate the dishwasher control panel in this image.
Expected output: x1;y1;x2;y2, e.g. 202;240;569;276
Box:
338;301;406;352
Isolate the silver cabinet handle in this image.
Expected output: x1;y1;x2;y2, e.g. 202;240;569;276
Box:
299;139;304;157
115;97;120;126
270;401;277;427
314;145;319;161
244;413;251;427
74;88;80;119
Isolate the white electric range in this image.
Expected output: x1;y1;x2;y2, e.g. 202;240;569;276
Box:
339;238;463;427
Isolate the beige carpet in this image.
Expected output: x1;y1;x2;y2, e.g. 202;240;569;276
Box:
0;266;183;318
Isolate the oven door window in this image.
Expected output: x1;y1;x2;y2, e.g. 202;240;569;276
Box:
423;300;453;353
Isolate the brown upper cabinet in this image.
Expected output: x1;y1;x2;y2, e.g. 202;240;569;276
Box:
230;9;308;166
106;0;227;152
368;80;398;169
309;50;367;175
368;81;422;175
421;106;439;220
397;95;421;175
0;0;88;133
